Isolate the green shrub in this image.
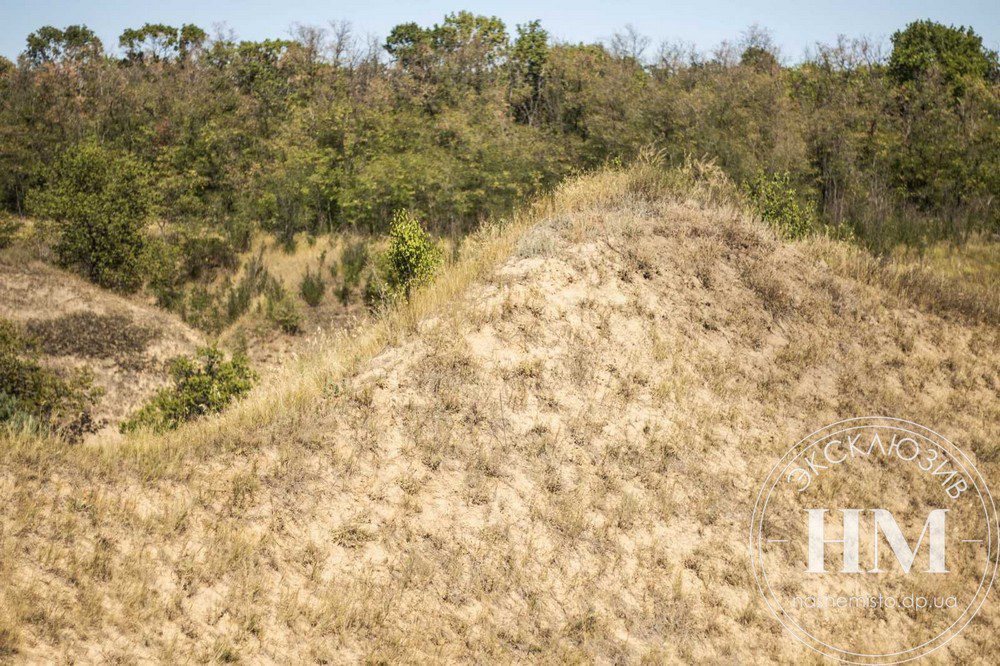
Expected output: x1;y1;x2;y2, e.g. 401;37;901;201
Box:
0;215;20;249
180;233;238;279
742;171;814;240
337;283;351;306
226;252;273;322
266;287;303;334
299;267;325;307
0;319;100;436
182;285;224;333
384;210;442;299
143;237;186;309
120;347;256;434
340;241;369;288
26;140;151;292
362;269;390;311
335;240;370;305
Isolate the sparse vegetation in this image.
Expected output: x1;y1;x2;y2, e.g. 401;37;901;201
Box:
120;347;256;433
0;318;100;435
0;165;995;661
0;3;996;660
299;267;326;307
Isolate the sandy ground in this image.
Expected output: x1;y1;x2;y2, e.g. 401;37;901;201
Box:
0;167;996;663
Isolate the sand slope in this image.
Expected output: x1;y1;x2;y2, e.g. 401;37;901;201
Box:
1;166;997;663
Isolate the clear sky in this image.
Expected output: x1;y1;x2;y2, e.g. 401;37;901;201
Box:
0;0;996;61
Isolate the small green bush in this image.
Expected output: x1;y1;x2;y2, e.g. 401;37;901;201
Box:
362;269;390;311
120;347;256;434
226;252;273;322
0;215;20;249
742;171;814;240
384;210;442;299
26;140;151;292
0;319;100;436
299;267;325;307
266;287;303;334
340;241;369;288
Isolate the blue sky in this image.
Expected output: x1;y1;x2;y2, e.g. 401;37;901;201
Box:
1;1;996;61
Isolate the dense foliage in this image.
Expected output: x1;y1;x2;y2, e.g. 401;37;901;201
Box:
0;15;996;302
25;140;151;291
120;347;256;433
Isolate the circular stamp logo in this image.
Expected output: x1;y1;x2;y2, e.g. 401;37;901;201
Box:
750;417;998;664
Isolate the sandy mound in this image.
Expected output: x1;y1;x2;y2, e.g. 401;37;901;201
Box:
1;167;996;663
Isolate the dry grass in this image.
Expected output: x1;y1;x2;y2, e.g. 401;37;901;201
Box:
0;162;997;663
811;236;1000;326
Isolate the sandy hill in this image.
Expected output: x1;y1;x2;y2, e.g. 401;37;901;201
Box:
0;164;997;663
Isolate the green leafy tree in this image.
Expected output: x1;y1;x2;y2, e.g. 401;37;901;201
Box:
24;24;104;65
119;23;207;63
386;12;508;95
510;21;549;125
889;20;999;92
26;140;151;292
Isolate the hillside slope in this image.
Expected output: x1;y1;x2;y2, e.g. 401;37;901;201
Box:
1;166;997;663
0;259;204;436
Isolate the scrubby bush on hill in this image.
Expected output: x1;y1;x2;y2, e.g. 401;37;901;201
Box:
299;267;326;306
742;171;814;240
0;318;100;435
25;140;151;292
120;347;256;433
266;286;304;334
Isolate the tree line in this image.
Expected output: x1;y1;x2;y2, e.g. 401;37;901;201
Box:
0;14;996;299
